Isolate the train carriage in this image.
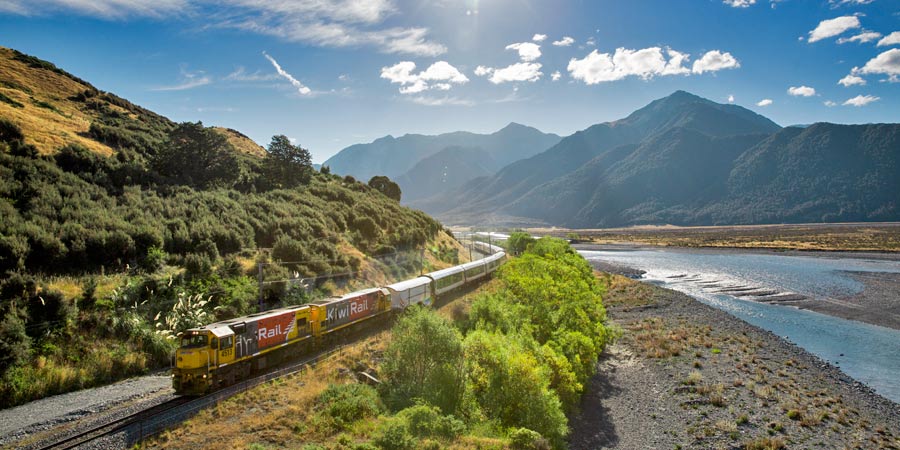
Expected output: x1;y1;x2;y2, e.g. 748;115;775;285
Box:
385;276;433;309
425;265;466;297
460;259;488;283
308;288;390;338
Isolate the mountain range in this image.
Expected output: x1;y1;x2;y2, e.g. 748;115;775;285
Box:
322;122;561;200
401;91;898;227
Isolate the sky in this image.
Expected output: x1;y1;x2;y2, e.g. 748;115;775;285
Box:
1;0;898;163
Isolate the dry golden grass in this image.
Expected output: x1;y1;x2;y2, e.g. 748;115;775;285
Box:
0;47;114;156
212;127;266;157
600;274;657;308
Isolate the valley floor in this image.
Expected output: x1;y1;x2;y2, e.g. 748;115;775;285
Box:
569;276;900;449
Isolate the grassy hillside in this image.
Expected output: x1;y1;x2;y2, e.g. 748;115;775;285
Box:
0;48;455;407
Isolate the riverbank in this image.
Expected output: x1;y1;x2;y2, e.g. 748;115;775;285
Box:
569;274;900;449
576;243;900;331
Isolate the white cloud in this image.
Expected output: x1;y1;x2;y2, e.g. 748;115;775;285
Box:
585;37;596;47
263;52;311;95
723;0;756;7
829;0;874;5
551;71;562;81
727;94;735;103
409;95;474;106
691;50;740;74
152;68;211;91
224;66;279;82
808;16;860;43
859;48;900;77
0;0;186;19
757;99;773;106
787;85;816;96
381;60;468;94
566;47;696;84
506;42;542;62
843;94;879;106
532;33;547;42
476;62;543;84
837;31;882;44
838;74;866;86
877;32;900;47
553;36;575;47
824;100;837;107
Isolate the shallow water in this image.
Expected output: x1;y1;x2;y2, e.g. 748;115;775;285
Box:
580;248;900;403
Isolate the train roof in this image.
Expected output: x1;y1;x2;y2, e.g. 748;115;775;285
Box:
385;276;432;291
425;265;465;279
459;258;487;270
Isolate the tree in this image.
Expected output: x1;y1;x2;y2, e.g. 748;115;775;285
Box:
381;307;466;414
265;134;312;189
506;232;536;255
368;175;402;202
152;122;240;189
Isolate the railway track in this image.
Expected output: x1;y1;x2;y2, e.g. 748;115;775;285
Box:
33;345;347;450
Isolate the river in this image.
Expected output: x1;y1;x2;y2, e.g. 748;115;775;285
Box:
579;247;900;404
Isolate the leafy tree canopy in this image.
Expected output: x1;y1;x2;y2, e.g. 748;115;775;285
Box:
368;175;402;202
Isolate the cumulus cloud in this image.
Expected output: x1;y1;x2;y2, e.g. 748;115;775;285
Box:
551;71;562;81
788;85;816;96
838;74;866;86
691;50;740;74
858;48;900;77
837;31;882;44
877;32;900;47
532;33;547;42
757;99;773;106
807;16;861;43
824;100;837;107
566;47;697;84
843;94;879;106
553;36;575;47
727;94;735;103
506;42;542;62
152;68;211;91
264;52;311;95
723;0;756;7
381;60;468;94
476;62;543;84
409;95;474;106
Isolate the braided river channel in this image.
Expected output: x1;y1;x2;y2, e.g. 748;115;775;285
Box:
579;247;900;403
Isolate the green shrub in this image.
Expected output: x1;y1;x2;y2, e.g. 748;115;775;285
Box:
373;418;416;450
381;308;466;415
141;246;167;273
0;118;24;143
509;428;549;450
397;403;466;440
0;312;31;374
316;383;384;429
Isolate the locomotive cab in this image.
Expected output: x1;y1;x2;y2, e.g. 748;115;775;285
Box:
174;327;234;395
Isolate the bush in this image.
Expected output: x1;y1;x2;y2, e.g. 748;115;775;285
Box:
141;246;167;273
373;418;416;450
397;403;465;440
316;383;384;429
509;428;550;450
0;312;31;374
506;232;535;255
381;307;466;415
0;118;24;143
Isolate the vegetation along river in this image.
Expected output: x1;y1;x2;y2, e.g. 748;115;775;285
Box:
579;247;900;403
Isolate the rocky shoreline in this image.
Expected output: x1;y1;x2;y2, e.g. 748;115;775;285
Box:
569;275;900;449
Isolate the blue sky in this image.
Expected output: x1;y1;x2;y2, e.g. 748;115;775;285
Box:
1;0;898;162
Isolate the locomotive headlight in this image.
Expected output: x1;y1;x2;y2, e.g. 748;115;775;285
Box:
202;374;207;379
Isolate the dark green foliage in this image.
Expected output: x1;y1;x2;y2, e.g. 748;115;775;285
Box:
320;165;331;175
381;307;466;415
368;175;401;202
141;246;167;273
152;122;241;189
0;92;24;108
264;135;313;189
316;383;384;429
0;118;24;143
0;311;30;374
80;277;98;310
26;288;72;338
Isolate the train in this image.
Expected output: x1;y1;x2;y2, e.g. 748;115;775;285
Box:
172;243;506;395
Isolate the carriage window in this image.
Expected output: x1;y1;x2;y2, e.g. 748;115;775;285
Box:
297;318;308;332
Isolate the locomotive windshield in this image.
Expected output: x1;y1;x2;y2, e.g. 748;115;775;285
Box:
180;334;208;348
